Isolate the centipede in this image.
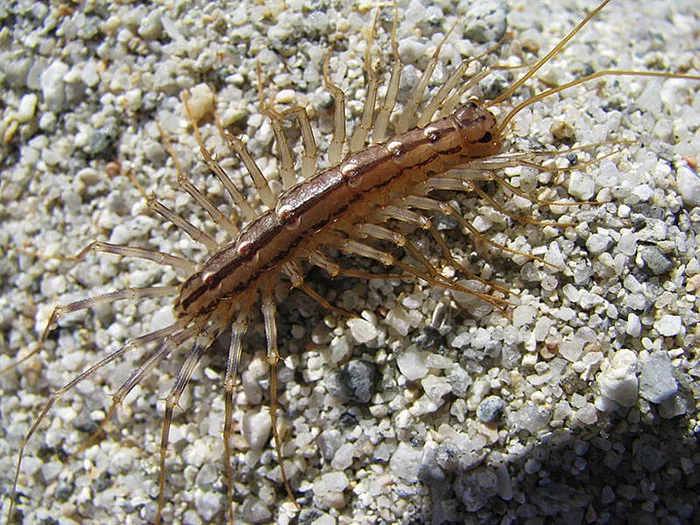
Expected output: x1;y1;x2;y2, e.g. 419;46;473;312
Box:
1;0;698;523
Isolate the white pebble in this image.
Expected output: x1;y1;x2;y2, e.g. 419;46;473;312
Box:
512;304;536;327
242;410;271;450
586;233;612;255
597;349;638;409
40;60;69;111
195;491;222;522
186;83;215;122
389;442;422;482
347;318;377;343
654;314;682;337
421;374;452;403
396;350;428;381
17;93;38;122
625;313;642;337
676;166;700;207
567;171;595;200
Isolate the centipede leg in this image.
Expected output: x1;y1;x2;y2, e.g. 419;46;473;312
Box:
157;118;240;238
155;332;211;525
260;288;298;509
322;48;347;165
376;206;513;295
280;106;318;179
7;323;184;522
349;8;380;153
223;309;249;524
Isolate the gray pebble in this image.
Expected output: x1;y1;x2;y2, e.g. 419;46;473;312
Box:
476;395;506;423
639;351;678;404
331;360;378;404
640;246;673;275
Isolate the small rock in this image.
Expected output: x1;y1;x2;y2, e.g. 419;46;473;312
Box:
347;318;377;344
187;83;215;122
640;246;673;276
390;442;422;482
240;497;272;524
653;314;682;337
40;60;69;111
625;313;642;337
639;351;678;404
510;403;552;434
421;375;452;404
597;349;638;409
16;93;38;123
397;350;429;381
331;360;378;404
676;165;700;208
586;233;612;255
476;396;506;423
242;410;272;451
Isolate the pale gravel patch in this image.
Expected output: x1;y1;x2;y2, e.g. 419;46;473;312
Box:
0;1;698;525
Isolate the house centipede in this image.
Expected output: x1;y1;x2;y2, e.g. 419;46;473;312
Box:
1;1;699;524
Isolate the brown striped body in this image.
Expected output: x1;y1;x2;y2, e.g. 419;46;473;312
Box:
175;104;501;322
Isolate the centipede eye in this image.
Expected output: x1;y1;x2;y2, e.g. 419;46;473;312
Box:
477;131;493;143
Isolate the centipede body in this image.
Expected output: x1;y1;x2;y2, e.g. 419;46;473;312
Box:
0;1;698;524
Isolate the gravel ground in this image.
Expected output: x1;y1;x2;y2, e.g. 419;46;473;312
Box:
0;1;698;524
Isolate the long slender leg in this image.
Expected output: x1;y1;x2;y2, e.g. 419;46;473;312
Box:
349;8;380;153
372;1;402;143
340;238;510;308
256;65;297;190
7;323;184;521
13;241;196;273
223;309;249;525
260;288;298;508
157;120;239;238
2;285;179;374
400;195;554;267
279;106;318;179
322;49;347;165
281;261;354;318
127;171;219;252
309;250;412;281
155;331;213;525
377;205;513;295
395;19;459;134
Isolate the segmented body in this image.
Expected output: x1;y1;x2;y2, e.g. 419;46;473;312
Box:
176;103;500;323
1;1;698;524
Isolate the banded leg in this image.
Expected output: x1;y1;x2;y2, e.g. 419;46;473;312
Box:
377;205;513;296
127;171;218;251
12;241;196;273
340;237;509;308
155;330;213;525
223;310;249;525
322;49;347;165
183;90;263;219
309;250;413;281
7;323;184;521
279;106;318;180
218;129;277;209
157;120;239;238
257;65;297;190
3;285;179;373
260;288;299;508
395;19;459;134
372;1;402;143
282;261;354;318
349;8;381;153
400;195;554;267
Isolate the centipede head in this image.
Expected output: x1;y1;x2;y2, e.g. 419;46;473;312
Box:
453;101;502;159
